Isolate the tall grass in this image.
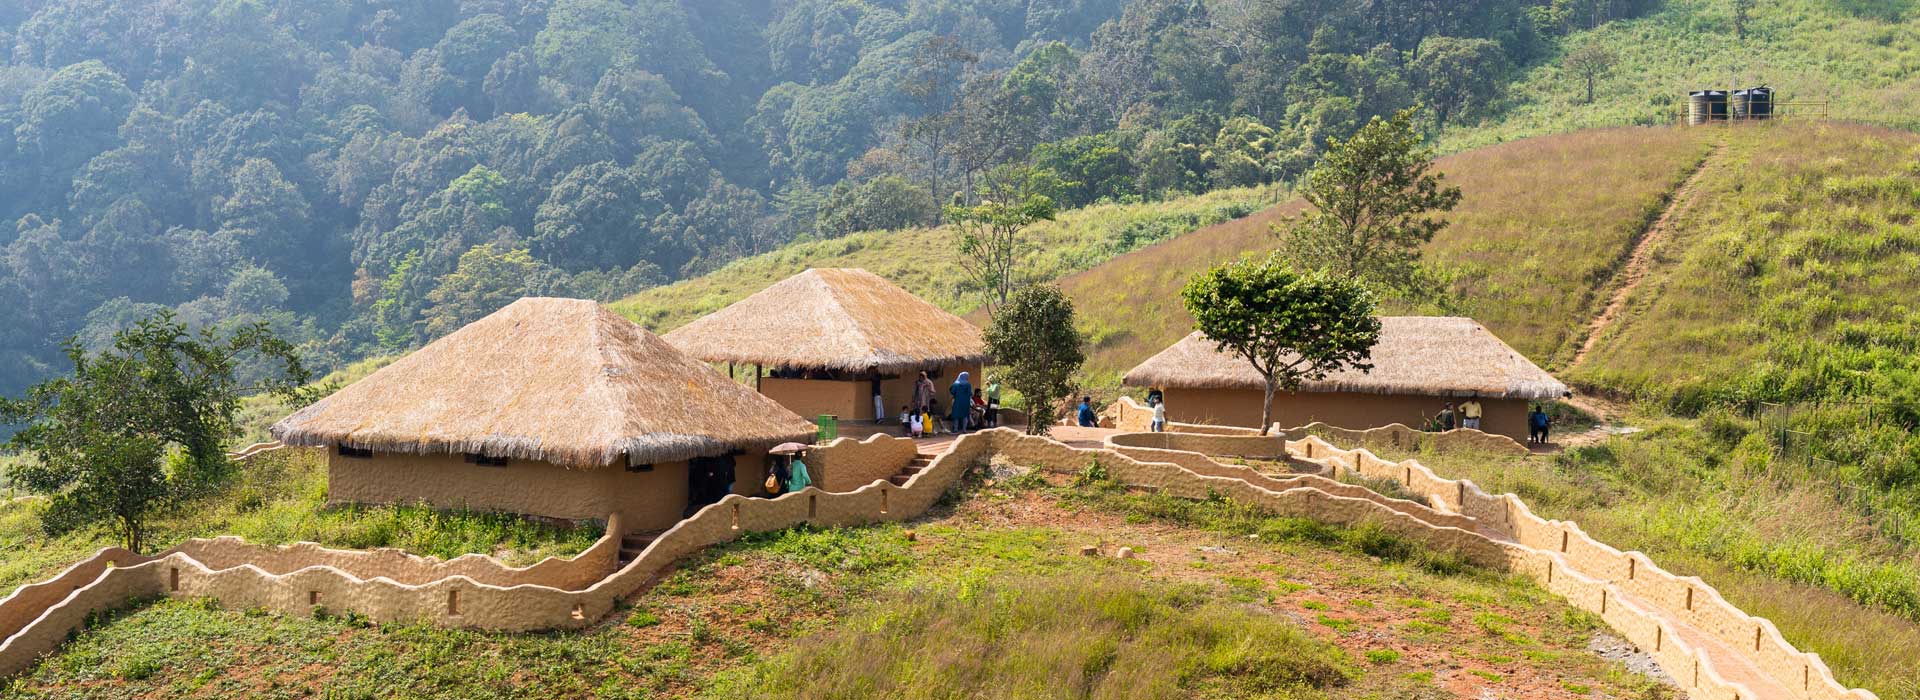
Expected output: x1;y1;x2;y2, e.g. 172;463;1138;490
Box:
1372;417;1920;696
703;574;1354;700
607;186;1282;333
1443;0;1920;152
1057;126;1712;376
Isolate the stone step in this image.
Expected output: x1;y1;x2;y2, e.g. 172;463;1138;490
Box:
888;474;912;486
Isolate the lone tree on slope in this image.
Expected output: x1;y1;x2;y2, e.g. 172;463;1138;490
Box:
1181;257;1380;436
1279;108;1462;298
1562;42;1617;105
1;312;314;552
985;284;1086;435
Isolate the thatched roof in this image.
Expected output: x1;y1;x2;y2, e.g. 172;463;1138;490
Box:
662;268;986;373
1124;317;1568;400
272;298;817;468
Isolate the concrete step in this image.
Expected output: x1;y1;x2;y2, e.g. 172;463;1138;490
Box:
888;474;912;486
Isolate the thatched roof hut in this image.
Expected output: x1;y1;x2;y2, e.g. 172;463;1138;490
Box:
272;298;817;467
1124;317;1567;399
662;268;986;373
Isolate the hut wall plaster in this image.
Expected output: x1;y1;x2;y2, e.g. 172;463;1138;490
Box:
757;362;981;423
1159;387;1532;440
1114;397;1528;455
759;377;863;422
327;450;770;532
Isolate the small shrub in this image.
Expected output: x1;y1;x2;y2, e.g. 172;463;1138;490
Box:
1364;649;1401;664
627;609;661;628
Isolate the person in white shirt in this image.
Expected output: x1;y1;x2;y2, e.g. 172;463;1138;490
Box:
1150;396;1168;432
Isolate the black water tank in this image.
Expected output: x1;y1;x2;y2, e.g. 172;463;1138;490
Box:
1745;86;1773;119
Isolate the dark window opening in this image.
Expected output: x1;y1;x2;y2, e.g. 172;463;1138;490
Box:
464;453;508;467
337;445;373;459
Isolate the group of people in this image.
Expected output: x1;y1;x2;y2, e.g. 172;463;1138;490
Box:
900;371;1001;438
1430;397;1555;445
1432;397;1484;432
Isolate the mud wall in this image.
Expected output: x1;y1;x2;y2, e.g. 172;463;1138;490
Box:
807;433;920;492
1288;435;1875;700
328;449;777;532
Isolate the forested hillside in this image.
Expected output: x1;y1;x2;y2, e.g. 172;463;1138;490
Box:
0;0;1651;399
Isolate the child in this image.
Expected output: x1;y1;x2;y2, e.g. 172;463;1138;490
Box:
1150;396;1167;433
909;410;924;438
925;400;941;435
899;404;914;436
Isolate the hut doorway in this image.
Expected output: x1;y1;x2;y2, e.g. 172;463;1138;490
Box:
686;455;736;516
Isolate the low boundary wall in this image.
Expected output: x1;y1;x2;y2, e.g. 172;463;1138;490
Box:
1296;422;1529;456
1288;435;1876;700
0;429;1885;700
808;433;921;492
1112;397;1528;456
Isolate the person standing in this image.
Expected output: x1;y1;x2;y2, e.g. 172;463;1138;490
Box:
949;372;974;433
1460;396;1483;431
1150;396;1167;433
913;371;936;413
1437;402;1457;432
1077;396;1098;427
984;375;1002;427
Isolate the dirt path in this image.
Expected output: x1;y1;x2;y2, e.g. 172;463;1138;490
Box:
1569;145;1722;368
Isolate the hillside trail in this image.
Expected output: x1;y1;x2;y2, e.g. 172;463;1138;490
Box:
1568;143;1724;369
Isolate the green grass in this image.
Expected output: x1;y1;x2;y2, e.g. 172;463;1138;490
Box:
2;463;1671;699
0;448;601;595
1444;0;1920;152
607;185;1282;334
1361;426;1920;696
706;573;1356;699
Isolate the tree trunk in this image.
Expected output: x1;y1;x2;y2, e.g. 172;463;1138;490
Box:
1260;377;1277;436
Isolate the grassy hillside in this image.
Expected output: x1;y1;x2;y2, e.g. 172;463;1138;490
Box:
1392;428;1920;696
2;470;1677;699
1574;122;1920;401
1062;126;1716;378
609;186;1283;333
1444;0;1920;151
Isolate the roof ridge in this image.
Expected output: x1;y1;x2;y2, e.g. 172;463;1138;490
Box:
810;269;882;355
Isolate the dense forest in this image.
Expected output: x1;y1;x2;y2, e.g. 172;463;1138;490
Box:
0;0;1654;397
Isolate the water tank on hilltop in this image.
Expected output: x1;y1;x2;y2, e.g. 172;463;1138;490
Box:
1732;87;1773;120
1688;90;1729;125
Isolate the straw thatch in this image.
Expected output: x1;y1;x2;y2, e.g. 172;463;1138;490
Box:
662;268;986;373
272;298;818;468
1124;317;1568;399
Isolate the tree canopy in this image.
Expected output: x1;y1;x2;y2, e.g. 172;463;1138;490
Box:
1181;258;1381;435
984;284;1087;435
1279;108;1463;297
0;0;1650;399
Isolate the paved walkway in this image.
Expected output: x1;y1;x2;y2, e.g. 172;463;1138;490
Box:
1613;588;1796;699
